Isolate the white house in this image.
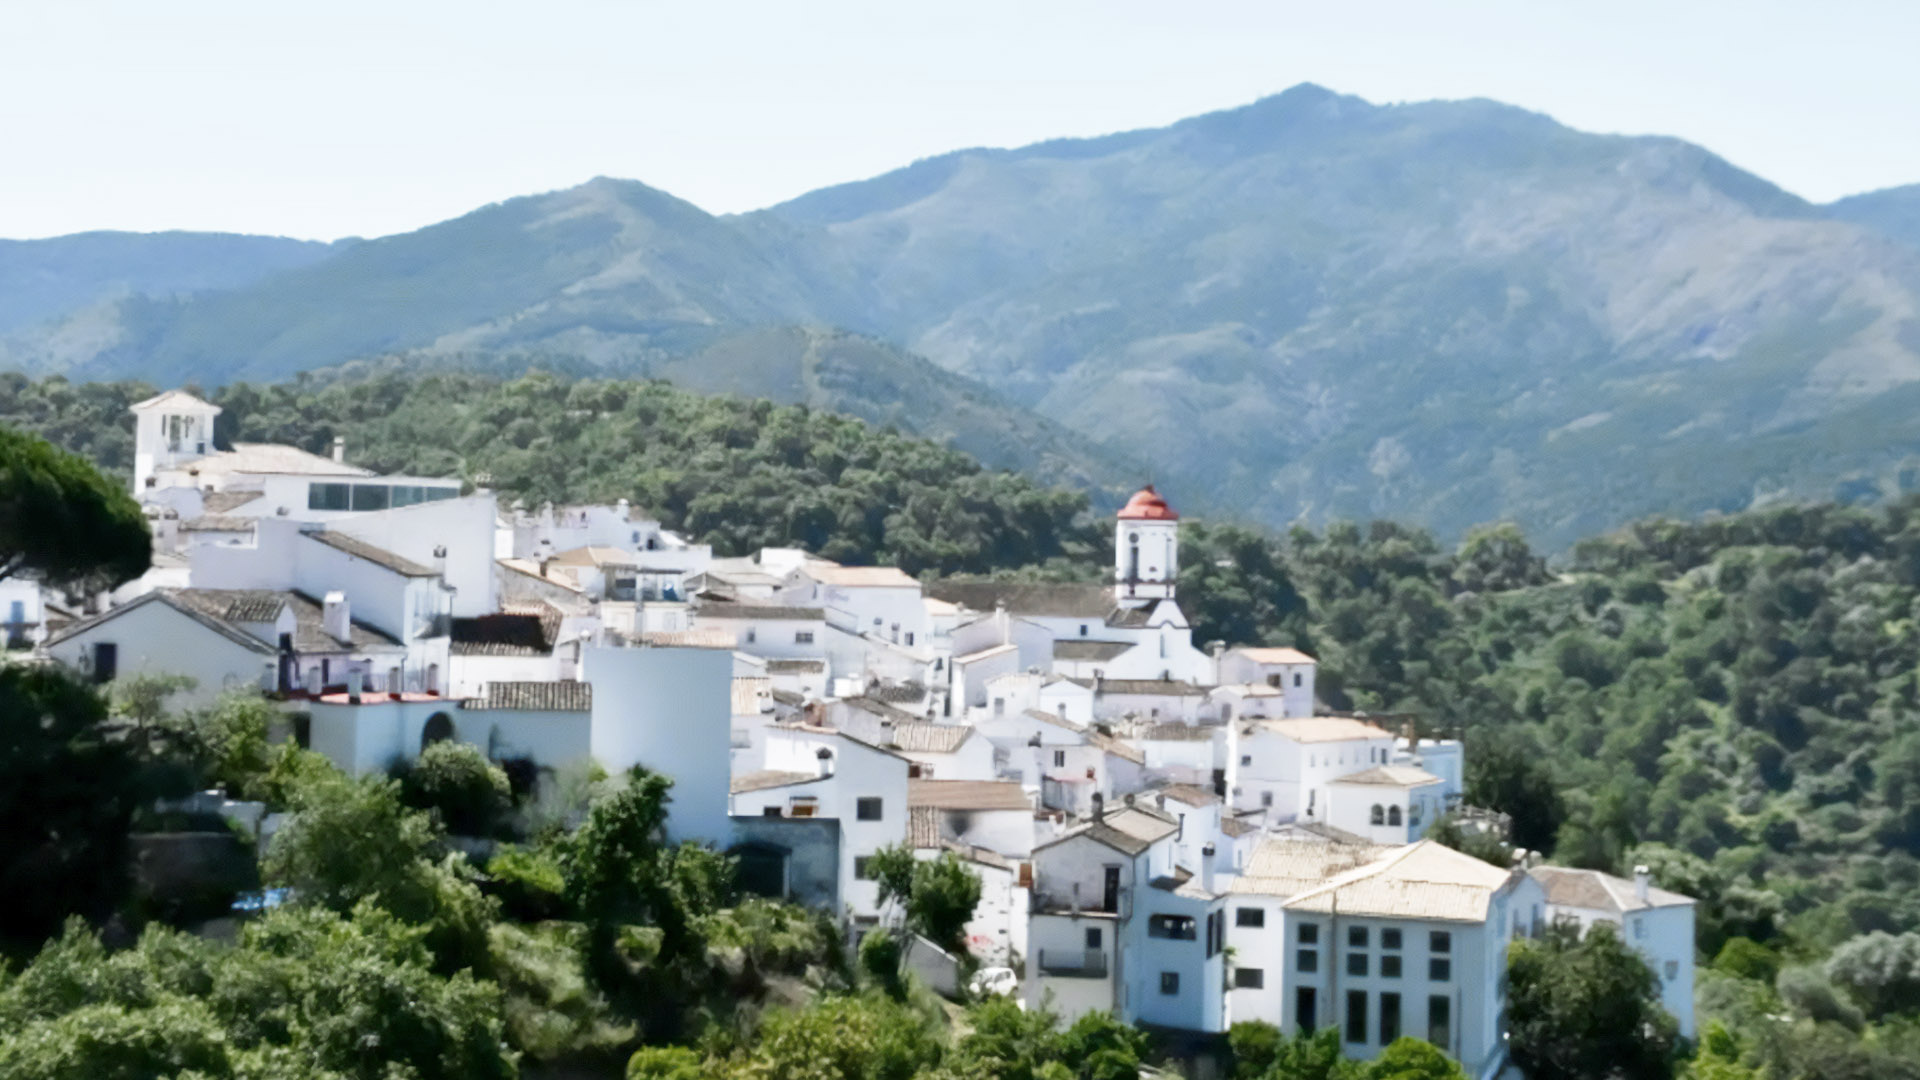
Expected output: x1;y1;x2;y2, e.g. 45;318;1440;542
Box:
1229;839;1536;1080
1323;765;1449;845
305;681;593;781
448;607;567;698
908;779;1037;858
1;577;50;650
1530;865;1696;1036
781;563;929;650
583;644;735;846
1216;647;1318;718
1230;717;1399;823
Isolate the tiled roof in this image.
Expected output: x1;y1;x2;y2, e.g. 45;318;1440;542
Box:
1221;816;1261;838
1087;730;1145;765
1050;804;1180;856
1094;678;1207;697
766;658;826;673
464;681;592;712
954;642;1019;665
926;581;1114;619
45;591;275;655
802;565;920;588
163;588;403;653
131;388;221;413
868;681;926;704
195;442;373;478
180;515;255;532
1231;646;1317;665
1026;708;1086;734
732;677;774;716
1053;639;1133;662
201;490;260;514
498;558;588;594
1281;841;1518;922
548;545;640;568
842;696;922;723
451;611;559;656
696;602;825;621
909;779;1033;812
1135;722;1217;742
1231;836;1398;899
771;688;806;707
731;769;820;794
631;628;738;649
909;806;944;848
1104;605;1155;629
1331;765;1444;788
887;722;976;754
1530;866;1694;912
1153;783;1219;808
306;531;438;577
1255;717;1395;743
168;588;289;624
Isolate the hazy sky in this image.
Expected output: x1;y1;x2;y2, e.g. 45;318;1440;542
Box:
2;1;1914;241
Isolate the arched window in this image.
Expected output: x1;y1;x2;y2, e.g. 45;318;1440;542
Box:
1387;806;1403;827
421;712;454;749
1370;804;1385;826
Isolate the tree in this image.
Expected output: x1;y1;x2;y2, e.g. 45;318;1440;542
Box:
628;1046;706;1080
1825;932;1920;1021
725;993;943;1080
191;690;277;800
865;844;982;955
1367;1037;1469;1080
0;424;150;588
1506;922;1683;1080
398;741;513;837
1464;728;1565;854
0;665;150;945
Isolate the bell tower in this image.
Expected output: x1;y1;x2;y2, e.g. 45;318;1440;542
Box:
129;390;223;496
1114;485;1179;608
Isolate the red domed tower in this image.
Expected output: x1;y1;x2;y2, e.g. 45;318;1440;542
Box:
1114;485;1179;607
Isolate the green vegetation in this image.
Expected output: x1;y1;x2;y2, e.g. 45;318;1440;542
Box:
0;422;148;588
1506;922;1684;1080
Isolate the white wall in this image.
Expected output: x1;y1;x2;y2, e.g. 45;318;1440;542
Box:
584;645;735;846
327;494;500;617
749;728;911;920
44;599;271;711
1218;653;1317;718
449;652;561;699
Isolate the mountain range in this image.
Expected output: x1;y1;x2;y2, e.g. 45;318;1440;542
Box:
6;83;1920;547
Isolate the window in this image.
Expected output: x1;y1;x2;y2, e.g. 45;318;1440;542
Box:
856;797;883;821
993;697;1005;716
1085;927;1103;949
1428;996;1451;1049
1241;754;1253;766
1381;955;1402;978
1079;624;1089;637
1346;991;1368;1044
1664;960;1679;981
1053;750;1067;768
795;631;814;644
350;483;390;511
1348;926;1369;948
1346;952;1370;976
1294;672;1303;687
745;628;756;643
308;482;350;510
906;632;914;646
1296;987;1317;1032
1236;907;1266;928
1388;806;1403;827
91;641;118;684
1379;992;1401;1044
1429;958;1451;982
853;856;876;880
1634;919;1646;940
1207;911;1225;957
1382;929;1402;950
1370;804;1385;825
1430;931;1451;953
762;806;782;817
1268;673;1282;688
1147;914;1196;940
1296;948;1318;973
1261;792;1274;808
1235;968;1265;989
1160;972;1179;995
1298;923;1319;945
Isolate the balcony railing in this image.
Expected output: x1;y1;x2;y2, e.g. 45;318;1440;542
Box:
1037;949;1109;979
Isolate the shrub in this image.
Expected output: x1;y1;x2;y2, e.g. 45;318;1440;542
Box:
399;742;512;837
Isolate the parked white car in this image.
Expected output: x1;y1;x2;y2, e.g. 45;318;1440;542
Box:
968;966;1020;1000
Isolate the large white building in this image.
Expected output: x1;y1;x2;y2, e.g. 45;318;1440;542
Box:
1529;865;1696;1036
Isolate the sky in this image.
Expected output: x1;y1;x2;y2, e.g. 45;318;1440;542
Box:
1;1;1915;241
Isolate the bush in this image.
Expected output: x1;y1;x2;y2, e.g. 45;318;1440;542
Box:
485;844;568;922
859;928;904;998
399;742;513;838
1715;938;1781;984
627;1045;705;1080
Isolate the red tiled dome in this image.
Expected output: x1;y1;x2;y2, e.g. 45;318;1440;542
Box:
1116;485;1179;521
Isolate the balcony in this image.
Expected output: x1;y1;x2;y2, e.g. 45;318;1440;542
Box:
1037;949;1109;979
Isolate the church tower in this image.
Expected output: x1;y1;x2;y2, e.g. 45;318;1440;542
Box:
129;390;222;496
1114;485;1179;608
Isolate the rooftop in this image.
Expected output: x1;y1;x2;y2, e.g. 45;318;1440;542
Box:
1116;485;1179;521
886;722;976;754
1254;716;1396;744
800;564;920;588
1331;765;1445;788
1230;836;1400;899
1282;841;1518;922
194;442;374;479
451;610;560;656
926;581;1115;619
1530;866;1695;913
1151;783;1219;808
1090;677;1207;697
909;779;1033;812
731;769;820;795
732;677;773;716
306;530;437;577
696;601;826;621
630;628;739;649
132;388;222;413
1231;646;1317;665
1053;639;1133;662
464;681;592;712
167;588;404;654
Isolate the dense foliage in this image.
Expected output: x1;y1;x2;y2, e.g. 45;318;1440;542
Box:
0;371;1101;575
0;423;149;587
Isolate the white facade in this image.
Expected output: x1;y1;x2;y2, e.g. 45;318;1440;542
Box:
1324;768;1448;844
1531;866;1696;1037
1230;718;1399;823
584;644;735;846
0;577;49;649
42;593;273;708
1216;647;1318;719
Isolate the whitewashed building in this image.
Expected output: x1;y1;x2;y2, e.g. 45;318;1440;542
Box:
1530;865;1696;1036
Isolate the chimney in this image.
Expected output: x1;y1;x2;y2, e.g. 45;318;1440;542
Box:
1402;719;1418;753
347;669;364;704
616;498;631;521
1093;671;1104;697
1634;864;1651;903
1091;792;1105;822
331;435;346;464
1201;842;1217;895
815;746;835;778
323;591;350;643
995;600;1010;646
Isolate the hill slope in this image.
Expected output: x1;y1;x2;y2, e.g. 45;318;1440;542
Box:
1828;183;1920;251
9;86;1920;545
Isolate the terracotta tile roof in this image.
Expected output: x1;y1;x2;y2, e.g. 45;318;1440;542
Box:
696;601;825;621
1053;639;1134;662
464;681;592;712
1280;841;1518;922
1230;836;1397;899
909;806;944;848
548;545;642;568
1220;816;1261;838
180;515;255;532
842;696;921;723
909;779;1033;812
45;591;275;655
1026;708;1086;734
161;588;403;653
801;565;920;588
631;628;738;649
1047;805;1180;856
1135;722;1217;742
306;531;437;577
1231;647;1317;665
201;490;261;514
1331;765;1444;788
1093;678;1207;697
1530;866;1695;912
1152;783;1219;807
1087;730;1145;765
886;722;976;754
1255;717;1395;743
168;588;289;624
766;659;826;673
731;769;820;794
451;611;559;656
926;581;1114;619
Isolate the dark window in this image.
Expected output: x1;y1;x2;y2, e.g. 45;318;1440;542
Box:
421;712;454;748
1388;806;1403;826
1207;911;1225;957
1429;958;1451;982
1235;967;1264;989
1147;914;1196;940
1085;927;1102;949
1267;674;1281;688
1294;672;1303;687
853;856;876;880
1348;926;1369;948
856;797;883;821
1297;923;1319;945
1379;992;1401;1044
1160;972;1179;995
795;631;814;644
1381;955;1402;978
1054;750;1067;768
1347;953;1368;977
1296;948;1318;973
1079;624;1089;636
91;641;118;684
1382;929;1402;950
1430;930;1451;953
1296;987;1317;1032
1236;907;1265;928
762;806;782;817
308;482;350;511
1346;991;1368;1044
350;483;390;511
1370;804;1385;825
1428;996;1451;1049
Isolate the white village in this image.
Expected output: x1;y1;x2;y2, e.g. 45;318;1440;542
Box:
15;390;1699;1080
